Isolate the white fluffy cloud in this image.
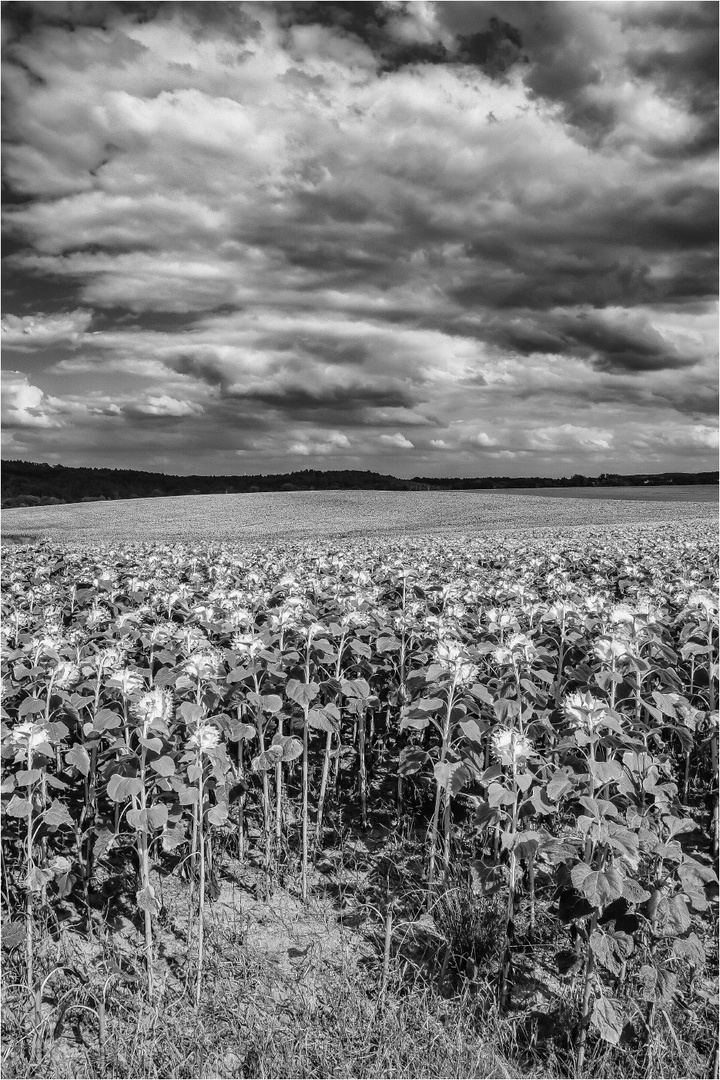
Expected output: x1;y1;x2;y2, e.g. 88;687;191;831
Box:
380;433;414;450
467;432;500;448
1;310;92;348
129;395;205;419
288;431;352;456
2;371;63;430
527;425;614;453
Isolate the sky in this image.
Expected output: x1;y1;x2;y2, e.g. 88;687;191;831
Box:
1;0;718;478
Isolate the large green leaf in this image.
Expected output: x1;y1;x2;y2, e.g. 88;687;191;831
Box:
207;802;229;826
127;808;149;832
591;997;624;1045
656;894;691;936
590;759;623;785
178;702;204;725
251;745;284;772
65;744;91;776
273;734;303;762
107;774;143;802
161;824;186;851
591;931;621;975
458;718;484;743
92;708;121;732
4;794;31;817
177;783;200;805
18;697;45;717
150;755;175;777
571;863;624;908
2;920;25;951
146;804;168;830
226;719;256;742
16;769;42;786
136;884;159;914
307;707;336;733
546;770;574;802
398;747;429;776
678;857;717;913
433;760;468;794
43;799;74;828
487;781;516;808
341;678;371;701
285;680;319;708
672;933;705;968
470;683;494;706
399;713;429;732
607;823;639;868
622;877;651;905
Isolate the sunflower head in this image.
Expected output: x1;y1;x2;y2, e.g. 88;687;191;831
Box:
10;720;51;755
108;667;145;697
184;649;224;680
53;661;80;690
491;726;533;767
187;723;221;753
594;636;633;665
133;687;174;728
563;691;608;732
435;638;478;685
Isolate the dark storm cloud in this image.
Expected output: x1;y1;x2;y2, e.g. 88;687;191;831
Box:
573;378;719;420
273;2;524;74
622;2;718;150
171;351;227;388
226;382;417;413
1;1;262;40
564;310;701;374
436;1;719;150
168;338;426;421
484;308;703;373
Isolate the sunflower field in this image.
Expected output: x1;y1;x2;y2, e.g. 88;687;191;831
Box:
1;520;718;1078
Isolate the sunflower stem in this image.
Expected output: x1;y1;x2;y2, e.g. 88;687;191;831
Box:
195;750;205;1008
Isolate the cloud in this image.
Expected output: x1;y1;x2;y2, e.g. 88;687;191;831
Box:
487;306;705;373
565;309;700;374
467;432;499;448
1;309;92;348
126;395;205;419
632;423;719;455
362;406;434;427
287;430;352;456
0;1;716;476
439;2;719;155
1;371;64;429
380;432;414;449
526;424;614;454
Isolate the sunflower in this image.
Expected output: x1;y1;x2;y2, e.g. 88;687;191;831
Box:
53;661;80;690
563;690;609;732
133;687;174;727
492;727;533;767
10;720;51;753
187;723;221;753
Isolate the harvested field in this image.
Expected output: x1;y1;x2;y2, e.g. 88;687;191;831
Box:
2;487;717;547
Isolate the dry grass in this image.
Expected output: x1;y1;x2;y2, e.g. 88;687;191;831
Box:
3;858;716;1080
1;871;516;1080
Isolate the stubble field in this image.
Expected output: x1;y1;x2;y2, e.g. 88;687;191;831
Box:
1;489;718;1079
2;485;717;547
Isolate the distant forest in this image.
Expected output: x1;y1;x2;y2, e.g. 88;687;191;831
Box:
2;459;717;509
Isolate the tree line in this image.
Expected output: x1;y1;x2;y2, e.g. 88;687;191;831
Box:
1;458;717;508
